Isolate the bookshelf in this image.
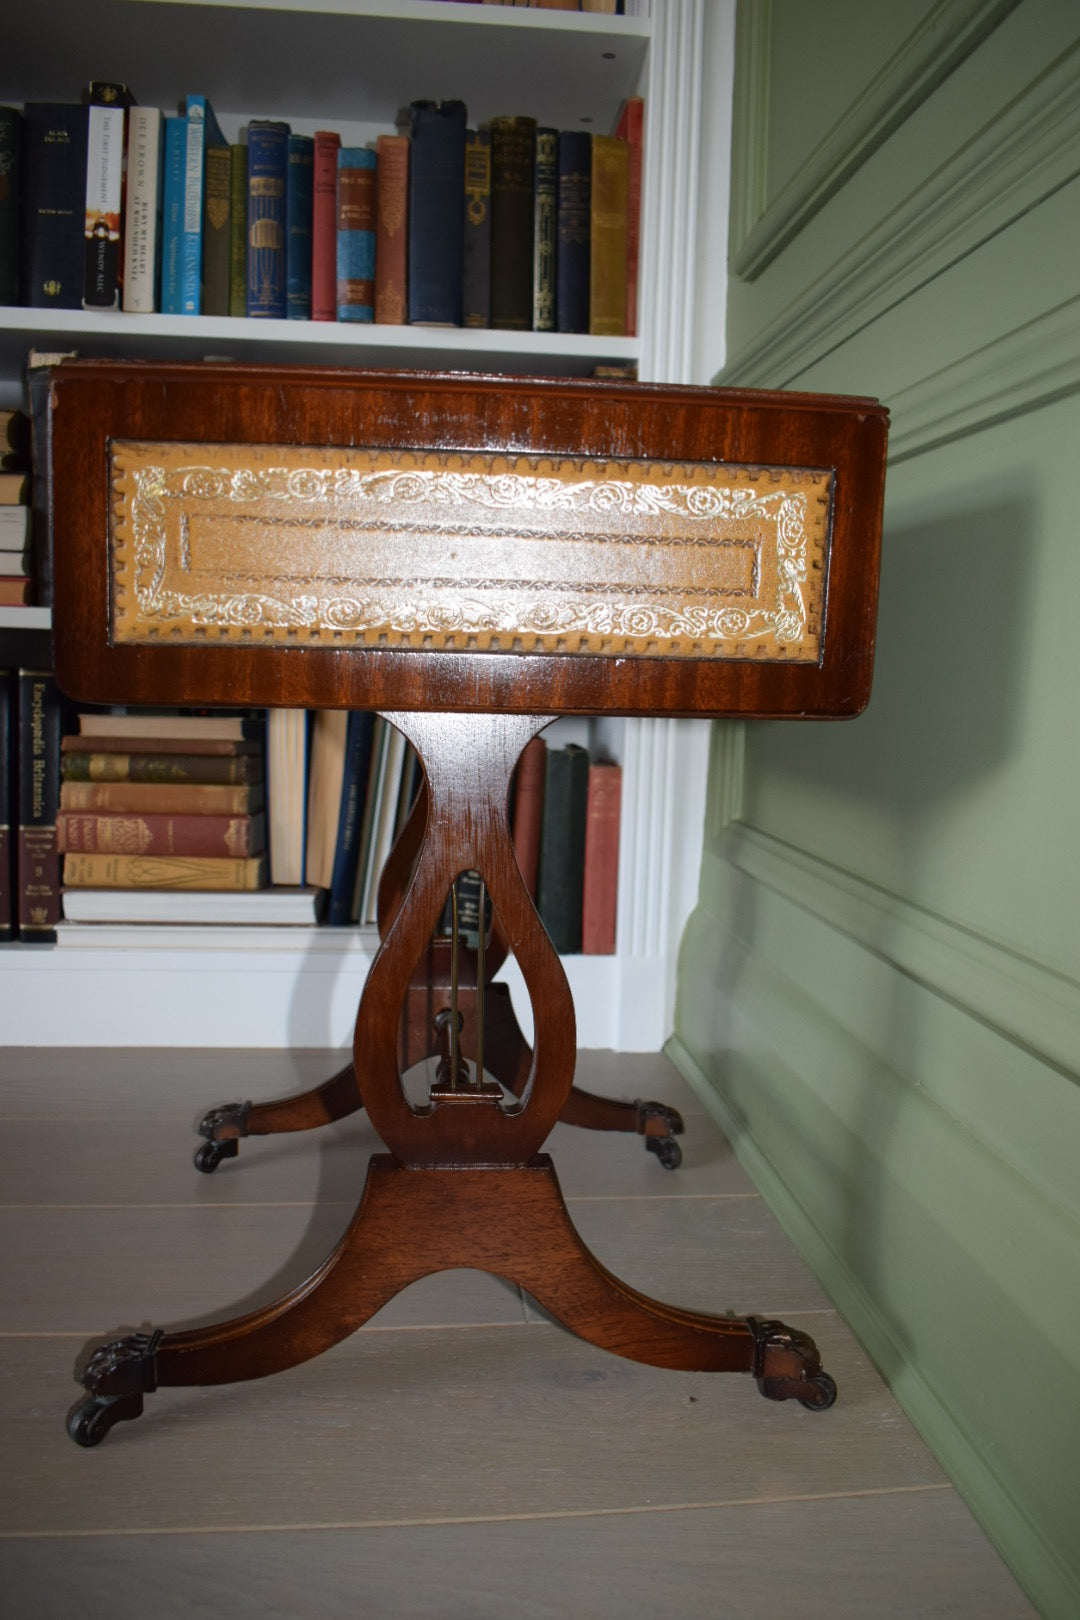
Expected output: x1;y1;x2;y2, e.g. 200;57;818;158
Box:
0;0;714;1052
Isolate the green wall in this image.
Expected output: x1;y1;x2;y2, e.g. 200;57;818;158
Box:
671;4;1080;1616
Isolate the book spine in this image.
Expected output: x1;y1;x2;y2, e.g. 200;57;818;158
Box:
17;669;64;942
533;127;557;332
159;115;185;313
490;116;536;332
62;853;267;890
201;140;232;316
122;106;162;313
20;103;89;309
56;811;265;858
179;96;208;314
615;95;643;338
59;779;262;815
286;132;314;319
61;752;261;784
0;578;33;605
336;147;376;323
536;744;589;955
589;134;629;336
311;131;340;322
0;672;11;940
83;83;130;310
327;710;376;926
61;733;258;756
462;127;490;329
374;133;409;326
228;143;247;316
407;100;466;326
0;107;22;306
581;761;621;954
556;131;590;335
246;121;289;318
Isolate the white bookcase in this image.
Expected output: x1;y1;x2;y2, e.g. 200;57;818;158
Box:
0;0;715;1051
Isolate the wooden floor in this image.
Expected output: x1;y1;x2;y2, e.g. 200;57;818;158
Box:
1;1047;1036;1619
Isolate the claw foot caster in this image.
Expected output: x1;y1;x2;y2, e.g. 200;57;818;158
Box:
638;1101;685;1171
194;1101;251;1173
749;1318;838;1412
68;1329;162;1447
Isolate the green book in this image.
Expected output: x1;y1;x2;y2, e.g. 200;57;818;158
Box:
228;142;247;317
535;743;589;955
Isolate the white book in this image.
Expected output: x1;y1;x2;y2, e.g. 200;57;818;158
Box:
267;708;308;888
60;886;324;926
360;723;407;925
78;710;258;739
0;506;30;543
123;106;164;313
84;91;127;310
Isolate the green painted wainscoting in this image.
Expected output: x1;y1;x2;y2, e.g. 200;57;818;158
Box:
670;3;1080;1617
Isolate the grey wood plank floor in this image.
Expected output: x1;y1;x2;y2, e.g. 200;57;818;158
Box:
0;1048;1036;1619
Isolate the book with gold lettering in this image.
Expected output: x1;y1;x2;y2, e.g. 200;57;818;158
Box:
375;133;409;325
17;669;65;941
490;115;535;331
336;147;376;322
589;134;629;337
63;853;268;890
311;131;340;322
56;810;266;858
246;120;289;318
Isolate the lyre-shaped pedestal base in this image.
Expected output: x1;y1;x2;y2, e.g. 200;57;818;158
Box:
69;713;835;1445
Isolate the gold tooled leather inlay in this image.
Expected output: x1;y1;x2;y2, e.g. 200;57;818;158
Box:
109;443;833;660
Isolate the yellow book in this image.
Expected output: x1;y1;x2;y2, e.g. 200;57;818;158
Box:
62;854;267;890
589;134;629;337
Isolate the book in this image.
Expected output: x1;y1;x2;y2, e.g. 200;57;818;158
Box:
60;733;260;756
57;809;265;858
83;81;134;310
202;138;233;316
462;127;491;329
359;721;406;925
0;506;30;546
0;671;11;939
60;884;323;926
407;100;467;326
327;709;376;926
266;707;306;886
311;131;340;322
510;733;546;897
17;669;65;942
0;471;29;503
59;779;263;816
335;147;376;323
305;708;349;889
246;120;290;318
286;132;314;319
614;95;643;338
162;95;226;315
61;751;262;784
0;409;30;460
20;104;88;309
589;134;629;336
228;143;247;316
533;127;557;332
490;115;536;331
122;106;163;313
62;852;267;890
581;760;621;953
76;710;263;740
535;742;589;954
159;115;185;313
0;578;33;605
0;107;21;305
556;131;590;334
374;133;409;325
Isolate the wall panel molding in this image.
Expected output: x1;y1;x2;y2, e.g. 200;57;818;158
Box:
721;821;1080;1085
730;0;1020;281
720;38;1080;388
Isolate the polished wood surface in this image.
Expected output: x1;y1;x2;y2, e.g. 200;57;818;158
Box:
50;361;888;719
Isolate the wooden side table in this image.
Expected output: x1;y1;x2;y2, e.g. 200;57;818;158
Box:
47;362;888;1445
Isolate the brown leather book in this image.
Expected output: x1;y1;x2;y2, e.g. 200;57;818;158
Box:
59;779;263;815
311;130;341;322
60;733;259;756
589;134;629;337
375;133;409;325
614;96;643;338
57;810;266;858
62;853;267;889
581;760;621;954
490;116;536;331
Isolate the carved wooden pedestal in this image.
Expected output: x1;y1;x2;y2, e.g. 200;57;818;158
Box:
48;362;887;1446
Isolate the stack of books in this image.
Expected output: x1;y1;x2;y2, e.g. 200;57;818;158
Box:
6;80;642;340
0;410;32;605
56;712;279;925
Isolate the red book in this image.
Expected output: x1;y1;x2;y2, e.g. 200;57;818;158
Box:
581;761;621;955
375;133;409;325
311;130;340;322
56;810;266;858
511;734;546;898
614;96;643;339
0;576;33;605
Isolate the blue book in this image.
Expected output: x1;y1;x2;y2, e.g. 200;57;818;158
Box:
286;132;313;319
247;120;290;317
556;131;591;335
327;712;376;926
159;115;186;313
335;146;376;323
407;100;466;326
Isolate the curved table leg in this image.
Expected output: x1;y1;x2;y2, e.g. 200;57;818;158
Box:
69;1155;835;1445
